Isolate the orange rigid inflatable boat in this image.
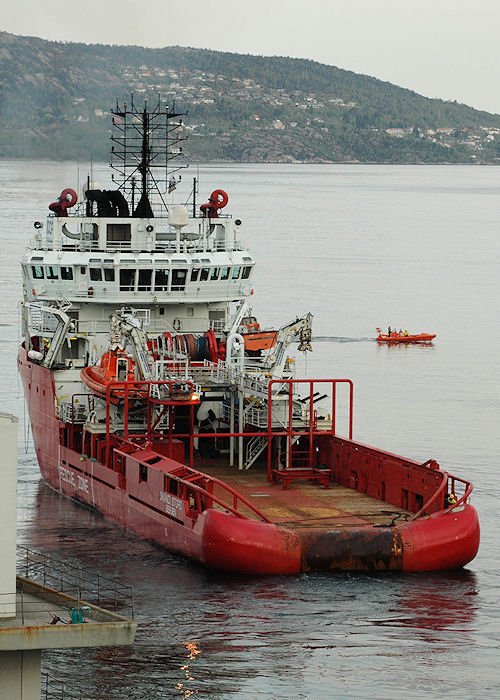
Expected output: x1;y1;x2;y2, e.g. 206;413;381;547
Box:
376;328;436;343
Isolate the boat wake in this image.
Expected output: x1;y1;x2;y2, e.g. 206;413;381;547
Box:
313;336;374;343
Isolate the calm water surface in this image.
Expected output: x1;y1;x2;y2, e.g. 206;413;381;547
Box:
1;162;499;698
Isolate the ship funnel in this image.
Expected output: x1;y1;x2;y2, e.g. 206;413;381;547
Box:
168;205;189;230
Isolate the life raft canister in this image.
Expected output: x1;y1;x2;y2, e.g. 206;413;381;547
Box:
200;189;228;218
48;188;78;217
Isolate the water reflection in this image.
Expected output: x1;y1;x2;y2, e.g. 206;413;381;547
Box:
371;571;478;636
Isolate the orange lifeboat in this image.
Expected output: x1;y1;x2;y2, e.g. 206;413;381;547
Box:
80;351;148;403
239;315;278;355
376;328;436;343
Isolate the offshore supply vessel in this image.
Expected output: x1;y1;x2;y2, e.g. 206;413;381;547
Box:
18;98;479;574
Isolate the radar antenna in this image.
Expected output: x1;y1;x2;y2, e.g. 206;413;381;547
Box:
109;94;188;217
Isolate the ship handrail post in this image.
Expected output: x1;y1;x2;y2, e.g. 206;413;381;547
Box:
309;382;315;468
189;402;194;469
230;390;235;466
287;382;293;469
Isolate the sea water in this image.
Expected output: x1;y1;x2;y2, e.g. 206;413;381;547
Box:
0;162;498;698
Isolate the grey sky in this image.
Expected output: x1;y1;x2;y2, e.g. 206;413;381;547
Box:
2;0;499;114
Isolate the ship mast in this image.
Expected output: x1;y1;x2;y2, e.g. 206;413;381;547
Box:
110;94;188;217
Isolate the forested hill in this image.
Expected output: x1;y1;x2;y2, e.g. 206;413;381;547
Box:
1;31;499;163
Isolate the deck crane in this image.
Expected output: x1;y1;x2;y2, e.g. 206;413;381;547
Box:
109;311;155;381
263;313;313;378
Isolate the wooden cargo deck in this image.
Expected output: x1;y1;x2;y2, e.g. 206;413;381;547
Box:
198;462;412;529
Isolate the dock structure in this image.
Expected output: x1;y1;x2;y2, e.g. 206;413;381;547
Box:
0;413;136;700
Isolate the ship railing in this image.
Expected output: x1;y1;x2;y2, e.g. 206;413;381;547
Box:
209;319;226;332
30;311;59;334
153;461;272;524
59;241;100;252
410;470;474;520
16;545;135;619
154;239;246;253
186;472;271;522
59;398;91;424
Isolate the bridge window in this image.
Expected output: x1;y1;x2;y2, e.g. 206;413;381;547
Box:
119;269;136;291
200;268;210;281
32;266;44;279
210;267;220;280
232;266;241;279
138;269;152;291
191;268;200;281
155;269;169;291
220;267;230;280
61;266;73;280
104;268;115;282
139;464;148;482
46;266;59;280
242;266;252;279
172;269;187;290
90;268;102;281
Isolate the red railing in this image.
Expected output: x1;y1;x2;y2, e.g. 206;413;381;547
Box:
410;471;473;520
114;435;271;523
267;379;353;482
104;379;199;468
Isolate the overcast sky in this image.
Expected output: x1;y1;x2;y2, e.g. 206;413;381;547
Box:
2;0;499;114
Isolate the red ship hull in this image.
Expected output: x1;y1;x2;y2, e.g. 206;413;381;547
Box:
18;347;479;574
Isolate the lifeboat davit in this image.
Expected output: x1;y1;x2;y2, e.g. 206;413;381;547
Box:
376;328;436;343
80;351;147;404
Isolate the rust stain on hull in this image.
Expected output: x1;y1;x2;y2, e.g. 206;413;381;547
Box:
299;527;403;572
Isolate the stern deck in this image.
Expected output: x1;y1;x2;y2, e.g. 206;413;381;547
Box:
197;462;412;529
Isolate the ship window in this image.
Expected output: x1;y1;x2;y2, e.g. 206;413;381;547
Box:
191;268;200;281
210;267;220;280
232;266;241;279
107;223;131;243
60;266;73;280
32;265;44;279
116;358;128;381
119;268;136;291
200;267;210;281
104;268;115;282
46;266;59;280
220;266;230;280
159;307;165;315
139;464;148;482
187;307;194;317
154;269;169;291
172;269;186;290
242;266;251;279
80;266;86;274
90;268;102;281
138;269;152;291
